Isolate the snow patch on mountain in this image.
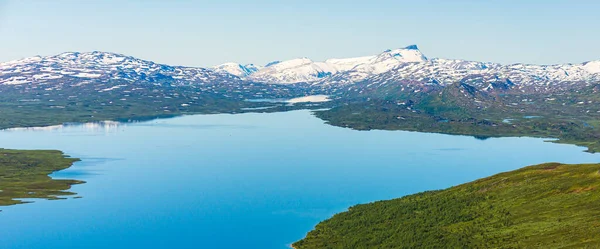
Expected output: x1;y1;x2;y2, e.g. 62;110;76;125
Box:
287;95;330;104
325;56;374;71
1;47;598;94
248;58;338;84
246;45;428;84
583;61;600;74
213;63;262;77
0;51;242;86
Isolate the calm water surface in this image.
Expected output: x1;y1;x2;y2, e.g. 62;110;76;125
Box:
1;110;599;249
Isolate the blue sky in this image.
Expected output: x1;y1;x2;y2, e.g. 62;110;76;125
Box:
0;0;599;66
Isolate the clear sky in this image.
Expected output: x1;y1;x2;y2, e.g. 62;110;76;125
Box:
1;0;599;67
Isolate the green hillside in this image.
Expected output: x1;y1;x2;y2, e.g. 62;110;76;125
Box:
294;163;600;249
0;149;83;207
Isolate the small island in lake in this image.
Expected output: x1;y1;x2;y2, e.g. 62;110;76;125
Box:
294;163;600;249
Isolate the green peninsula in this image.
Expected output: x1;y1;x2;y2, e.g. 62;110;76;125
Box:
0;149;83;207
294;163;600;249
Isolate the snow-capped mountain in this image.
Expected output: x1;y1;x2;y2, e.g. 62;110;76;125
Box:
0;51;241;86
0;51;316;102
1;47;599;95
234;45;599;93
324;57;600;93
212;63;262;77
248;57;337;83
247;45;428;84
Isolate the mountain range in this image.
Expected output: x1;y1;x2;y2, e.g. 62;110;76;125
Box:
1;45;599;95
1;45;599;153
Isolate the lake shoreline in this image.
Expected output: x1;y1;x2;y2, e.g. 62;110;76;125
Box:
2;110;599;248
0;149;83;207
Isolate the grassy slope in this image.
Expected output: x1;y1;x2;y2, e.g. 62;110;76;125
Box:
0;149;83;207
1;81;598;152
294;163;600;249
315;98;600;153
318;83;600;153
0;87;324;130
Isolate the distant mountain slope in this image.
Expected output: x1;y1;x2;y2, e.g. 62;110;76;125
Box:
248;57;337;83
0;51;241;86
212;62;261;77
215;45;600;91
0;51;312;104
294;163;600;249
1;46;598;97
247;45;429;84
330;57;600;93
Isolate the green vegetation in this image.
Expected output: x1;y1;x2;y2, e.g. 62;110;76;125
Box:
0;149;83;207
317;84;600;152
1;79;598;153
0;84;323;129
294;163;600;249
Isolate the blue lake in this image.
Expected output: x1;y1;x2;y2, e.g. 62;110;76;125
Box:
0;110;599;249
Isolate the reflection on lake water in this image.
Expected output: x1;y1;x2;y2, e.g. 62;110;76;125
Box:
4;121;123;134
